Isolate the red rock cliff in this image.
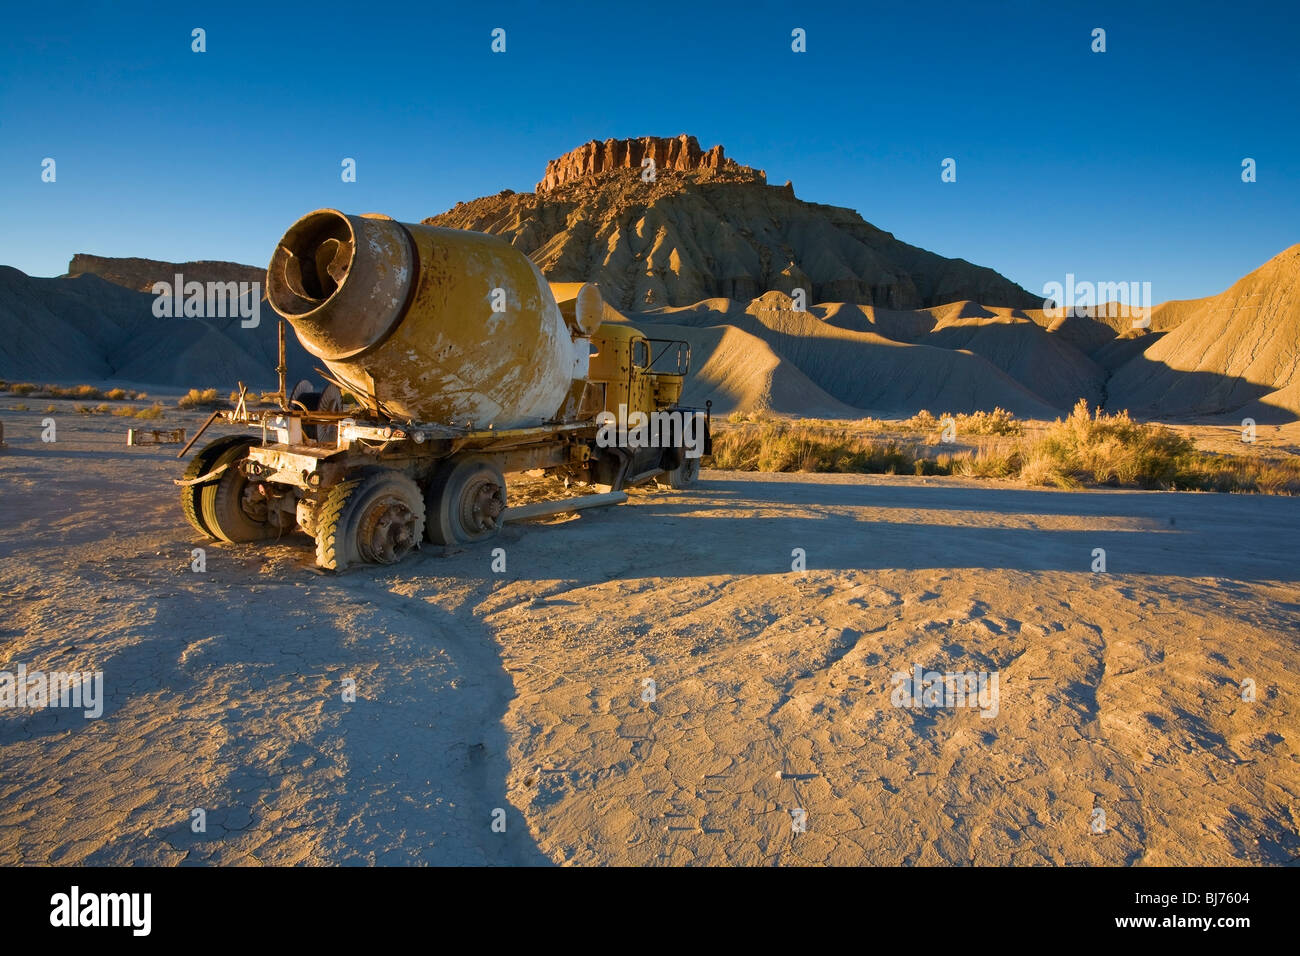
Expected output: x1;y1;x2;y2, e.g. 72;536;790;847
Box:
536;134;762;192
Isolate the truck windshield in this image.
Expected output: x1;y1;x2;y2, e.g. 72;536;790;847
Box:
645;339;690;375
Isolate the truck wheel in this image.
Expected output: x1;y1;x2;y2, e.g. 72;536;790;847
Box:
315;469;426;571
425;456;506;546
201;443;276;543
662;456;701;489
181;435;255;538
590;447;631;493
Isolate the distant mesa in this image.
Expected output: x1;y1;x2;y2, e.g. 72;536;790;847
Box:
535;134;764;192
428;134;1043;313
67;253;266;294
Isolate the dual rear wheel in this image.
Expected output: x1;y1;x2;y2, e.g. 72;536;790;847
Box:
314;469;427;571
424;456;506;547
313;456;507;571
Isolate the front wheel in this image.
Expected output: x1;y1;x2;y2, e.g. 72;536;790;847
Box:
662;455;701;489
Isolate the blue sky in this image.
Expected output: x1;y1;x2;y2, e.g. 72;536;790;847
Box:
1;0;1296;305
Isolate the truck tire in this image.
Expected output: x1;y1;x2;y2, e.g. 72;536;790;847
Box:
315;469;426;571
292;382;343;442
181;435;256;538
662;456;701;489
425;456;506;546
201;443;276;543
589;447;631;493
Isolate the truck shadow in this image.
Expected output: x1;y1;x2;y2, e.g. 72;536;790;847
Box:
0;546;551;866
481;477;1300;584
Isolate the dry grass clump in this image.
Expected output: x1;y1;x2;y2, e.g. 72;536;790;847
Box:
1013;401;1300;493
178;387;223;409
727;406;1023;438
708;420;944;476
707;400;1300;494
227;389;281;406
0;383;145;400
903;407;1023;437
104;388;147;401
111;402;166;420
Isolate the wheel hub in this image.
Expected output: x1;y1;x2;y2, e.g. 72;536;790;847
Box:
459;478;504;534
357;496;417;564
239;482;269;522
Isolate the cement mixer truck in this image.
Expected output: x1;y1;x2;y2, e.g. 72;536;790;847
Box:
175;209;711;571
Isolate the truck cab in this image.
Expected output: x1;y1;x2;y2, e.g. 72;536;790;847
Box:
586;323;708;488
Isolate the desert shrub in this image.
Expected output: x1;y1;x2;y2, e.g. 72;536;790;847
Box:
706;420;950;476
899;407;1022;438
105;388;128;401
110;402;166;419
3;383;128;399
1016;449;1079;489
725;408;777;425
956;408;1023;436
1174;450;1300;495
11;403;29;411
1014;401;1300;493
952;444;1023;480
705;402;1298;495
227;389;282;407
178;387;223;409
902;409;939;431
1027;400;1193;488
40;384;105;399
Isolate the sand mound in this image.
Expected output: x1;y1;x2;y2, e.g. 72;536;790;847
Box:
632;295;1100;417
0;266;312;387
1092;330;1165;372
645;301;1061;418
632;321;861;418
813;302;936;343
1107;244;1300;421
923;309;1106;411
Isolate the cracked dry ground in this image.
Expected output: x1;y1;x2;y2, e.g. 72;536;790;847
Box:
0;425;1296;865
